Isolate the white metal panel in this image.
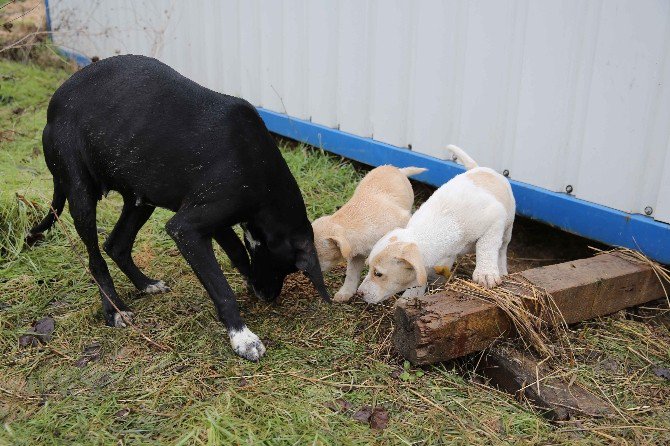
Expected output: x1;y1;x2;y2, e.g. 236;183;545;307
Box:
238;0;262;106
407;0;464;159
259;0;283;111
49;0;670;223
281;0;309;120
457;0;524;170
656;140;670;221
368;0;412;147
577;0;670;215
511;0;595;193
307;0;339;128
336;0;372;137
217;0;241;98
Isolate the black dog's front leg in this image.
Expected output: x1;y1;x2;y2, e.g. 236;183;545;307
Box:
214;227;251;283
166;213;265;361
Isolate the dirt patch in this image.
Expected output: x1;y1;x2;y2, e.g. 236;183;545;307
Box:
133;242;155;270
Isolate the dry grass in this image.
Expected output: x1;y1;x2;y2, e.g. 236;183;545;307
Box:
446;275;574;362
0;0;76;69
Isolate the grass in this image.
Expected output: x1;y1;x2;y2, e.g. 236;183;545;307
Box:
1;58;669;445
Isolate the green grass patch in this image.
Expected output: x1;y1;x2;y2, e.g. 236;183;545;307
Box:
1;59;669;445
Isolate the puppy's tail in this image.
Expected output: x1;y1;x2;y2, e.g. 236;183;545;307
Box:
446;144;478;170
398;166;428;177
28;179;66;238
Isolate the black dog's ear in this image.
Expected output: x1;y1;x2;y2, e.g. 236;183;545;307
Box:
295;240;331;302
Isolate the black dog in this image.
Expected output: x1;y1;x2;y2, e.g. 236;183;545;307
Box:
30;55;330;361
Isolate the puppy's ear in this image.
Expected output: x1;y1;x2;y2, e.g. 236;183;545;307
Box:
326;235;352;259
396;243;427;286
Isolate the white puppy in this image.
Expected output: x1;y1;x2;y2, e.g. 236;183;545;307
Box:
312;165;426;302
357;145;515;304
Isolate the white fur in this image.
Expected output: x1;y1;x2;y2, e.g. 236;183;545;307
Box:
113;311;134;328
143;280;170;294
229;326;266;361
358;154;515;303
244;230;261;249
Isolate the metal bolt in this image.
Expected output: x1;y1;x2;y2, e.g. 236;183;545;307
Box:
502;169;510;177
565;185;573;194
407;144;412;150
644;206;653;216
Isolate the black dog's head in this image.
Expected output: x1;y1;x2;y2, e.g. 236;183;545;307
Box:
242;224;331;302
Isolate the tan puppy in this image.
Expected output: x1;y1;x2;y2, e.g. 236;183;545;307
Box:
358;145;515;303
312;165;427;302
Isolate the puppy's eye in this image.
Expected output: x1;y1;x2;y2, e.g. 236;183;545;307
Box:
374;270;383;277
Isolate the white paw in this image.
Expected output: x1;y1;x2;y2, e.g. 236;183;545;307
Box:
143;281;171;294
333;289;354;302
113;311;134;328
472;269;502;288
229;326;266;362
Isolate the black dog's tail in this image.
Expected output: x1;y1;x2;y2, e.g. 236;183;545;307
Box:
29;180;66;236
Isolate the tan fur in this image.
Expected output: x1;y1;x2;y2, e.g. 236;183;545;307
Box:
314;165;420;263
467;170;514;211
433;265;451;278
367;242;427;292
312;165;426;301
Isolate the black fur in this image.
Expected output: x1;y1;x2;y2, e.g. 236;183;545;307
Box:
31;55;330;358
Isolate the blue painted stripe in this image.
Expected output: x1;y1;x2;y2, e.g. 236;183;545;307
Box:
54;47;92;67
44;0;52;33
257;108;670;264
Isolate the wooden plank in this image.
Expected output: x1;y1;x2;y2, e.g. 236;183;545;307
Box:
393;253;667;365
479;345;614;421
519;253;665;324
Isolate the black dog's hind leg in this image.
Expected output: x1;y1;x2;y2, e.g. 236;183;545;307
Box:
214;227;252;289
103;200;170;294
68;187;132;327
166;210;265;361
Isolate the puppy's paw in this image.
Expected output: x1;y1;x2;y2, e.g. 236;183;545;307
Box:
113;311;134;328
229;326;266;362
333;289;354;302
143;280;171;294
472;269;502;289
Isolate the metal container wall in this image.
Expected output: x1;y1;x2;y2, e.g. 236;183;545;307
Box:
48;0;670;224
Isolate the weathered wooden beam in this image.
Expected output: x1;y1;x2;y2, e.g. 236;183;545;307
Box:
394;253;667;365
479;345;614;421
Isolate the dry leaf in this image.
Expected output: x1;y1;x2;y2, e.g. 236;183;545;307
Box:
369;408;389;430
352;405;373;423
